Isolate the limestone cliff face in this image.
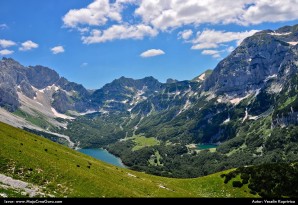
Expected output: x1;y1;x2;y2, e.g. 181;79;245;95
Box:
26;65;60;89
0;58;24;111
0;58;90;113
90;76;164;112
203;25;298;96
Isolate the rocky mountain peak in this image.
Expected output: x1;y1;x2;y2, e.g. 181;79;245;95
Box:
0;58;93;113
166;78;178;84
26;65;60;89
203;24;298;97
1;57;23;68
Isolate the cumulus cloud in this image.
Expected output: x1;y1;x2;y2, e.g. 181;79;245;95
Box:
82;24;158;44
178;29;193;40
51;46;65;54
241;0;298;25
201;49;221;58
191;42;218;50
65;0;298;31
202;50;219;55
192;29;259;48
0;49;14;55
189;29;258;58
135;0;242;30
135;0;298;30
19;40;38;51
0;39;16;48
140;49;165;58
62;0;136;28
63;0;298;45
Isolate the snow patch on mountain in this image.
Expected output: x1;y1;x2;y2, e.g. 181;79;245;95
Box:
288;41;298;45
51;107;74;119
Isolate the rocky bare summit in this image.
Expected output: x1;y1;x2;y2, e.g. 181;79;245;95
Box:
203;25;298;97
0;57;92;113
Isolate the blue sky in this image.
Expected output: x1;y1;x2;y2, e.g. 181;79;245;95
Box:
1;0;298;89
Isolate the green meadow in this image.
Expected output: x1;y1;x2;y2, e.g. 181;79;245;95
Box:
0;121;255;197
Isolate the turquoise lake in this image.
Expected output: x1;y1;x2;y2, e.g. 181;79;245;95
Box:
197;144;218;150
79;148;126;168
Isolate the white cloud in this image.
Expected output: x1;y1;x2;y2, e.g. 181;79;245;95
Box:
241;0;298;25
82;24;158;44
202;50;219;55
65;0;298;31
140;49;165;58
201;50;221;59
191;42;218;50
0;49;14;55
187;29;258;58
19;40;38;51
63;0;298;45
135;0;244;30
51;46;65;54
62;0;133;28
0;39;16;48
212;54;221;59
192;29;259;47
135;0;298;30
178;29;193;40
0;24;8;30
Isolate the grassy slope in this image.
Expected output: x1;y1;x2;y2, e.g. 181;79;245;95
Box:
0;122;254;198
130;135;160;151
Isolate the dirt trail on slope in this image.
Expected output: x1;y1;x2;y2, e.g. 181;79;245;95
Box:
0;174;44;197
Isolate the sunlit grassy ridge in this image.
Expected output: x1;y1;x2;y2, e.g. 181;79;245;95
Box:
0;121;255;197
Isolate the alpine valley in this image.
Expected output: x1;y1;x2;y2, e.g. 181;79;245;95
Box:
1;24;298;198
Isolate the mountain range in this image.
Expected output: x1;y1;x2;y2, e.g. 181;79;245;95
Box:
0;24;298;178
